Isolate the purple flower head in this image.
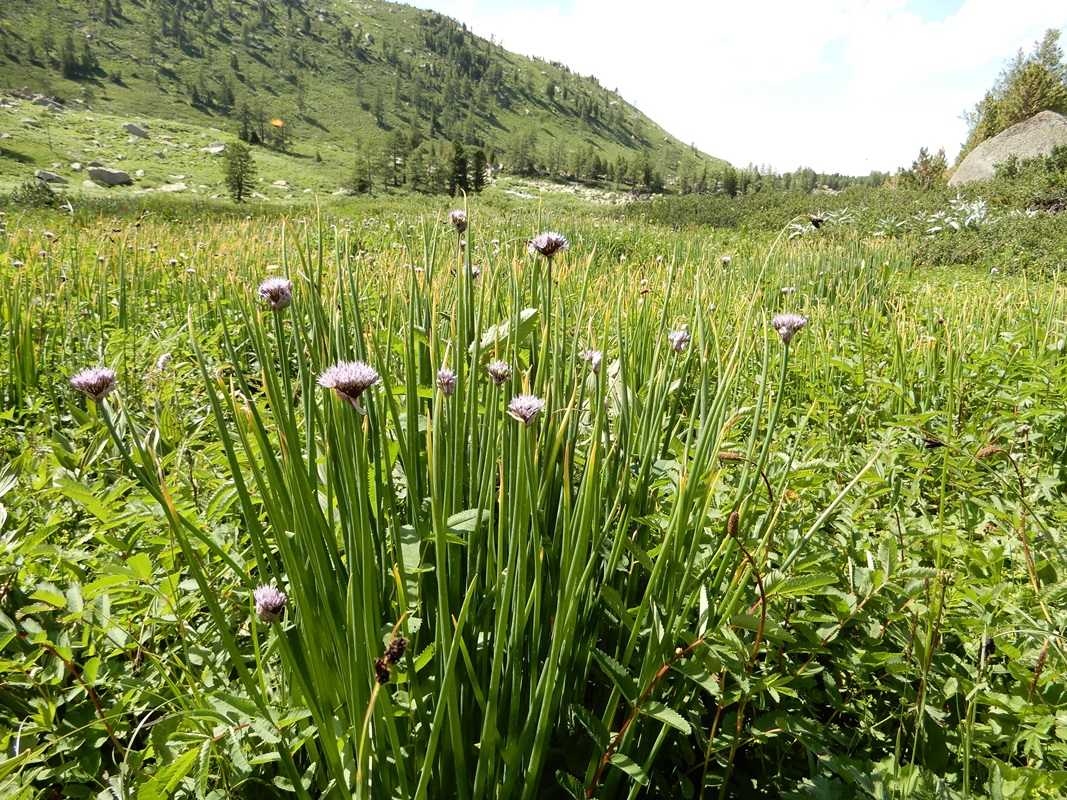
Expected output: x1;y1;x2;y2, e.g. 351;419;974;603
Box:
448;209;468;233
529;231;569;259
253;584;287;623
486;359;512;386
668;327;690;353
583;349;603;375
384;636;408;665
508;393;546;427
437;368;457;397
257;277;293;311
318;360;380;414
772;313;808;345
70;367;117;403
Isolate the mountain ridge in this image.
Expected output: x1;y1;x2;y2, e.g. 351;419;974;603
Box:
0;0;727;194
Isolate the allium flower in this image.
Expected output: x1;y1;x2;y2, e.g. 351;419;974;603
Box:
257;277;293;311
668;327;690;353
508;393;545;426
448;209;468;233
437;368;457;396
469;265;481;280
486;359;512;386
771;313;808;345
155;352;172;371
253;584;287;623
318;360;380;413
781;286;796;295
721;255;731;266
528;231;569;259
583;349;603;375
70;367;117;402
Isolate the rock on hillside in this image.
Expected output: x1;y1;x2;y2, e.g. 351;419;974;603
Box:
950;110;1067;186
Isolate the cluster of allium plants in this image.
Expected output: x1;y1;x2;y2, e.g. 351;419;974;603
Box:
3;203;1067;800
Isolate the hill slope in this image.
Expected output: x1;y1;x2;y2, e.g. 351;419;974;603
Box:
0;0;726;195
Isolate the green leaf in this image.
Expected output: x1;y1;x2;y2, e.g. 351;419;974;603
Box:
446;508;489;534
592;648;638;704
556;770;585;799
137;746;199;800
470;307;539;355
571;703;609;750
766;573;838;599
641;701;692;734
608;753;649;786
30;582;65;609
126;552;154;581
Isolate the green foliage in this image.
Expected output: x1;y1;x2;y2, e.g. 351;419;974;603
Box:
959;29;1067;163
1;190;1066;799
11;177;61;208
222;140;256;202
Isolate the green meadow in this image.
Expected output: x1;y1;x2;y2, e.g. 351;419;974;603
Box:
1;193;1067;799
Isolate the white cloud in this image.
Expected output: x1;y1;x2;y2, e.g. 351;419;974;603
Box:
428;0;1067;174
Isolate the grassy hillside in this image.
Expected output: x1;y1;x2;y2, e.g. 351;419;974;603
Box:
0;0;726;195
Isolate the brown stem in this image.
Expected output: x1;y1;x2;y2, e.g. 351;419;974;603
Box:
585;638;705;799
24;635;126;757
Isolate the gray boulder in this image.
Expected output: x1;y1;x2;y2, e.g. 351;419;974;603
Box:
950;110;1067;186
122;122;149;138
87;166;133;186
201;142;226;154
35;170;68;184
159;182;187;192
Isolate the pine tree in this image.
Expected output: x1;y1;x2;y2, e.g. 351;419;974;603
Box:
470;148;487;192
224;141;257;202
447;140;469;196
60;34;78;78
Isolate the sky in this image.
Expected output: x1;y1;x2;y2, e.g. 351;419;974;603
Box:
425;0;1067;175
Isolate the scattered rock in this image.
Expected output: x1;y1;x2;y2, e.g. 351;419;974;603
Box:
159;182;187;192
168;174;186;180
153;151;165;159
333;188;357;196
0;133;10;139
201;142;226;154
250;191;268;200
20;118;39;128
35;170;68;184
303;188;313;193
135;169;145;177
82;179;101;188
71;162;82;171
87;160;103;167
273;179;288;187
87;166;133;186
85;116;96;122
122;122;149;138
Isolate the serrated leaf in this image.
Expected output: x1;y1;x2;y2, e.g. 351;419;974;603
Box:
592;648;637;704
766;573;838;599
126;552;154;581
641;701;692;734
556;770;585;799
571;703;609;750
608;753;649;785
413;643;436;672
30;583;65;609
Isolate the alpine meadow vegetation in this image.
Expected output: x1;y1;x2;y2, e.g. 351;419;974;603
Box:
1;193;1066;800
